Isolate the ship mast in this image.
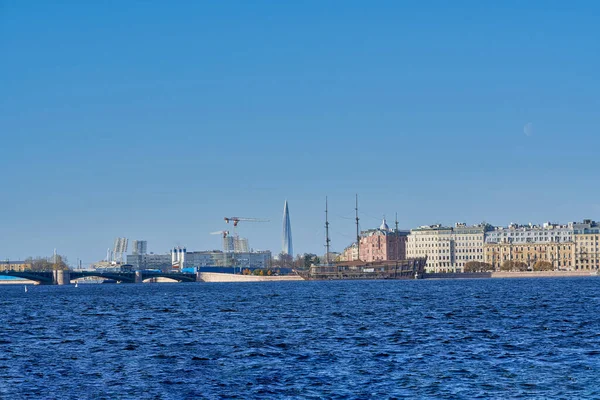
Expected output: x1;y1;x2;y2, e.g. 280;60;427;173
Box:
355;194;360;261
325;196;331;265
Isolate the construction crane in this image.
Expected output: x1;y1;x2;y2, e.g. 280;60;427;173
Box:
210;230;230;238
224;217;269;227
224;216;269;242
223;217;269;273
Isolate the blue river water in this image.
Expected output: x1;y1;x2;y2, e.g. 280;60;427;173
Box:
1;278;600;399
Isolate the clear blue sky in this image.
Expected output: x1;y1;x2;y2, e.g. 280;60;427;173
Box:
1;1;598;265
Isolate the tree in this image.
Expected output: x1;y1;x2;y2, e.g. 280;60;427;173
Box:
500;261;514;271
514;261;528;272
303;253;319;269
272;252;293;268
501;260;528;272
533;261;553;271
25;255;69;271
293;255;304;269
464;261;494;273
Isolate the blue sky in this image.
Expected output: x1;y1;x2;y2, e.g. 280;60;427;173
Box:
1;1;599;265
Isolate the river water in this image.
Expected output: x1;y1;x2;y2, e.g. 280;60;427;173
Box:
1;278;600;399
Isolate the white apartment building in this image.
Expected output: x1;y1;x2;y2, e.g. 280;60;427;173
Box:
407;225;453;273
452;223;489;271
485;222;573;244
407;223;490;273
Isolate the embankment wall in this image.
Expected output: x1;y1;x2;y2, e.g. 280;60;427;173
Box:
424;271;598;279
198;273;304;282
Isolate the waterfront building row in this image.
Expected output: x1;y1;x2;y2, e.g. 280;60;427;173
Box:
407;219;600;273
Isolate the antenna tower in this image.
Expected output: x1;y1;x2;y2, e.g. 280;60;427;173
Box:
325;197;331;264
395;212;399;232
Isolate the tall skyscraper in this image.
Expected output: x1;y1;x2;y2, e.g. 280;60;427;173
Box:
282;200;293;256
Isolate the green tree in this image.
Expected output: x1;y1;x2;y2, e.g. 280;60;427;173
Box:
303;253;319;269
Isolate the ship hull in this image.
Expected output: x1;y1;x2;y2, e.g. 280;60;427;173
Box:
303;258;427;281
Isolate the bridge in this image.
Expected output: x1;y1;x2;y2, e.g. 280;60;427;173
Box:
0;270;200;285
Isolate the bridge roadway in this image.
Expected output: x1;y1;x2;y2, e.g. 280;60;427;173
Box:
0;270;200;285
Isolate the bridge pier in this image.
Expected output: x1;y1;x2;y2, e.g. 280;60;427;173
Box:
135;271;143;284
53;270;71;285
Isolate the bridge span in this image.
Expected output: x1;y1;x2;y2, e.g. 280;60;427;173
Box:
0;270;200;285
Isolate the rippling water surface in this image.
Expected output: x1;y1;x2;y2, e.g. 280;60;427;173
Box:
2;278;600;399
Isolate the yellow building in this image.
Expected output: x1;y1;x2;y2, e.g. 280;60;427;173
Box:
574;235;600;270
484;242;574;271
573;220;600;270
1;261;33;272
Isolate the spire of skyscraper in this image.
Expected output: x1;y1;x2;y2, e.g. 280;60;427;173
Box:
282;200;293;256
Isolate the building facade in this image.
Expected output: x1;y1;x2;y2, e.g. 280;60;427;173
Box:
359;219;408;262
131;240;148;255
0;260;33;272
407;224;453;273
452;223;490;271
340;243;359;262
407;223;491;273
484;242;574;270
126;253;171;271
223;236;249;253
485;223;573;245
573;220;600;270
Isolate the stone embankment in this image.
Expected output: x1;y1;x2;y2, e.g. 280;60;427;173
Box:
425;271;598;279
0;279;36;285
198;272;304;282
492;271;597;278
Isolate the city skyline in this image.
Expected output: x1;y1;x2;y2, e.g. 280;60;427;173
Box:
4;214;599;267
1;2;599;263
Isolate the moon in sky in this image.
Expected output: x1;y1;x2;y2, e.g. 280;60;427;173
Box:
524;122;534;137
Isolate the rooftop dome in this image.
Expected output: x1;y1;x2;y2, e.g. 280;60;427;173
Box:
380;218;389;231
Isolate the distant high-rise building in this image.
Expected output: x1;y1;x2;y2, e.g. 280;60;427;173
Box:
112;237;129;263
282;200;293;256
132;240;147;255
223;236;250;253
